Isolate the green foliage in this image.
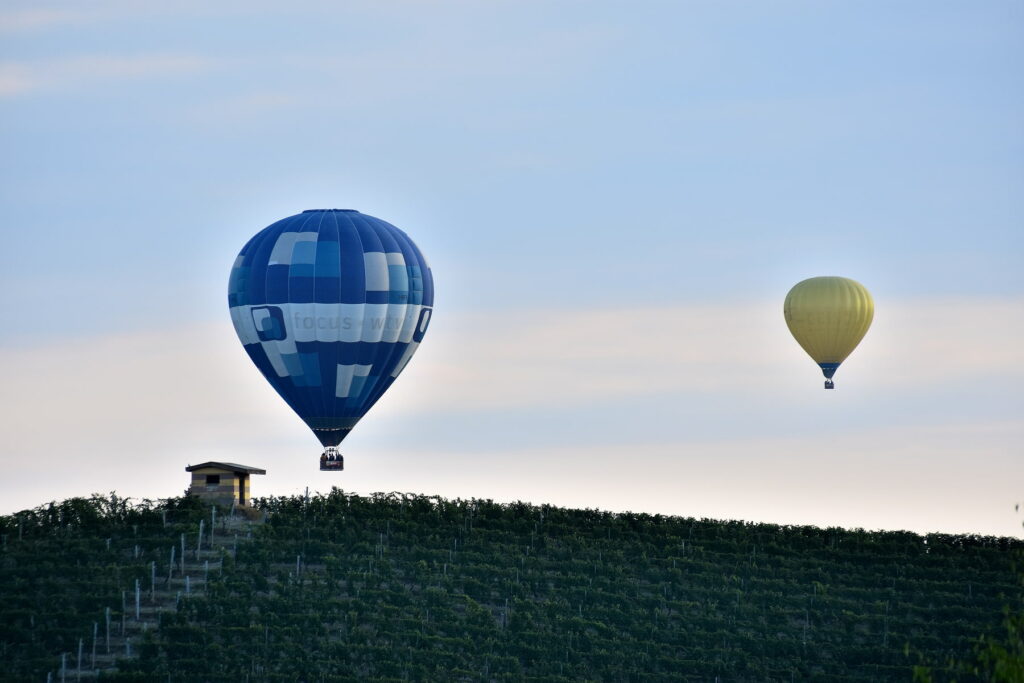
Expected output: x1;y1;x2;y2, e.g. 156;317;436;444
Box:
973;605;1024;681
153;490;1022;680
0;493;206;679
1;489;1021;681
911;509;1024;683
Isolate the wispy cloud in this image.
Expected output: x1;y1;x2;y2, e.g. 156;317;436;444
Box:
391;296;1024;414
2;297;1020;442
0;8;82;32
180;91;301;125
0;54;214;97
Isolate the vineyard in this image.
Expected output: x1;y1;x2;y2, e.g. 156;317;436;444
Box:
1;490;1021;681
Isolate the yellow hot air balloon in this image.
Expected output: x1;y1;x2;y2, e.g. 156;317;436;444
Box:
784;276;874;389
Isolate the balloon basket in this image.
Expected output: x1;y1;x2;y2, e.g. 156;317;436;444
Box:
320;448;344;471
824;379;835;390
320;460;344;471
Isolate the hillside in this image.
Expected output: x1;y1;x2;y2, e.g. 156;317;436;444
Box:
1;491;1020;681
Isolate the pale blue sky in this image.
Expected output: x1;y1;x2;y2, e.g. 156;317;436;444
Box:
2;2;1022;535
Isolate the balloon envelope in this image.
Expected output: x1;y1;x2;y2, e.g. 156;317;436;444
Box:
783;276;873;383
228;209;434;447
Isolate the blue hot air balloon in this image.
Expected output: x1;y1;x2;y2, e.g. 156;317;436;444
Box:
228;209;434;471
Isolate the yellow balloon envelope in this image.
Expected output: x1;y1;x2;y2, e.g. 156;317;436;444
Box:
784;276;873;389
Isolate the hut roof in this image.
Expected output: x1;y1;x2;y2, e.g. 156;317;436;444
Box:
185;462;266;475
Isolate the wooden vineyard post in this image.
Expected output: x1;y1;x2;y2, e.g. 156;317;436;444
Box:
196;520;204;560
168;546;175;586
883;601;889;648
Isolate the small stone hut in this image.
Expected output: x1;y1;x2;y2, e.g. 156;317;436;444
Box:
185;462;266;507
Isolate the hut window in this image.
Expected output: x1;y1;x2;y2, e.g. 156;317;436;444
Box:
206;474;221;486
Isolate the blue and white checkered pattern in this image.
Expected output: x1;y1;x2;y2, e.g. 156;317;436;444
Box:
228;209;434;447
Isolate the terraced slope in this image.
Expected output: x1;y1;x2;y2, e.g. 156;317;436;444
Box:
2;491;1020;681
124;491;1020;681
0;495;253;681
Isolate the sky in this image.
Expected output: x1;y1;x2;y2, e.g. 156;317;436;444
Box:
1;1;1022;537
